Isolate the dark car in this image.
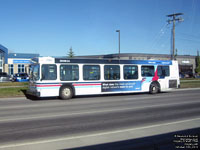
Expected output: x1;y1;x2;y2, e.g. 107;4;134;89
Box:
13;73;29;82
0;72;10;82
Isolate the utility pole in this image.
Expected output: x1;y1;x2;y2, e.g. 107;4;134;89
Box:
116;30;120;62
167;13;183;60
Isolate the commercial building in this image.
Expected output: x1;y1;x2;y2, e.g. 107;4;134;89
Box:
0;44;39;75
4;53;39;75
0;43;198;76
77;53;197;74
0;44;8;72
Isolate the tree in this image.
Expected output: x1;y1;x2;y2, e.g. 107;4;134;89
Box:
67;47;75;58
195;50;200;74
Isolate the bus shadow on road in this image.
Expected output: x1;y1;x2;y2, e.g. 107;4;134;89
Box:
65;127;200;150
23;90;169;101
74;92;168;99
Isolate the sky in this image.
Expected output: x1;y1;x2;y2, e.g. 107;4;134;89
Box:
0;0;200;57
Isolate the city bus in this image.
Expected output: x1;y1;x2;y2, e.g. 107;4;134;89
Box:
27;56;180;100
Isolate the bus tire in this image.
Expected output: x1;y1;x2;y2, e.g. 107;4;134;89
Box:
149;82;160;94
59;86;73;100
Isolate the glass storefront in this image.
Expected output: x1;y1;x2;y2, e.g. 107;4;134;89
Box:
0;45;8;73
0;51;3;72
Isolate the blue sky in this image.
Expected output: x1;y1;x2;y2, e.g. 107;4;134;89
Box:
0;0;199;56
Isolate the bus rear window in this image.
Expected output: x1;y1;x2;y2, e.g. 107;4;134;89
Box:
42;64;57;80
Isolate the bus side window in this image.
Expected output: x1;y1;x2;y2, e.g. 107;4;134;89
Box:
104;65;120;80
141;66;154;77
124;65;138;80
157;66;170;77
83;65;100;80
60;65;79;81
42;64;57;80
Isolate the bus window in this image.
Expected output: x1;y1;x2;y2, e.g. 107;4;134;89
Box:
124;65;138;79
83;65;100;80
157;66;170;77
60;65;79;81
104;65;120;80
42;64;57;80
141;66;154;77
30;65;40;81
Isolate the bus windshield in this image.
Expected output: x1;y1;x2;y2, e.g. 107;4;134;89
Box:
30;64;40;81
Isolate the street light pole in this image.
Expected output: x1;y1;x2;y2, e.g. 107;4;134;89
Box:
116;30;120;62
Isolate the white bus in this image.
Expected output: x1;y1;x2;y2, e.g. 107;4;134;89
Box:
27;57;180;100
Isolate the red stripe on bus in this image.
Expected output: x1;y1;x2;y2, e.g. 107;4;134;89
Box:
36;84;62;87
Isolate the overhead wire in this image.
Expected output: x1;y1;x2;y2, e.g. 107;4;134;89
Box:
150;23;170;51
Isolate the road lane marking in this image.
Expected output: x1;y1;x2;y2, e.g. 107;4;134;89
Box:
0;99;200;123
0;117;200;149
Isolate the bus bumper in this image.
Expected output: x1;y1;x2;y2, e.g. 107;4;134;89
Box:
26;89;40;97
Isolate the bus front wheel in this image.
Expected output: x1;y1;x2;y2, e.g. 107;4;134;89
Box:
60;86;73;100
149;82;160;94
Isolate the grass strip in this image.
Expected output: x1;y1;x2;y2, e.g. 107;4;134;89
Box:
0;82;28;87
0;87;28;98
180;80;200;88
180;78;200;81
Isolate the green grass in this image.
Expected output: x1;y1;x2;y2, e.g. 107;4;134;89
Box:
0;87;28;98
0;82;28;87
180;80;200;88
180;78;200;80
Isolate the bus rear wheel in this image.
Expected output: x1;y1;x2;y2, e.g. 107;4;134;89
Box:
60;86;73;100
149;82;159;94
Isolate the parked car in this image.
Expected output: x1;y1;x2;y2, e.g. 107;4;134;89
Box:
179;72;194;78
179;73;184;78
194;73;200;78
0;72;10;82
12;73;29;82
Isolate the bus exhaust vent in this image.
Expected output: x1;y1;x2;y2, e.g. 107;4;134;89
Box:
169;80;177;88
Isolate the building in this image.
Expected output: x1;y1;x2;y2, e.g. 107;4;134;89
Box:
0;43;197;75
0;44;8;72
76;53;197;74
4;53;39;75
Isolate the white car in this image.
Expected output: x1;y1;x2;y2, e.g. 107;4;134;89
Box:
0;72;10;82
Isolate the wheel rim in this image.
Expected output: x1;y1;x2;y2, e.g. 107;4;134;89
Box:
152;86;156;91
63;88;71;97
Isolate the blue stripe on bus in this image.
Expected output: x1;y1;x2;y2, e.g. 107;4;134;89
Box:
55;59;172;65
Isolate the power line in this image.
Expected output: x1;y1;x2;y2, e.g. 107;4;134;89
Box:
150;23;169;50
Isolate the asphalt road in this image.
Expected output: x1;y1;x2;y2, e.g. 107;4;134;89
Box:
0;89;200;150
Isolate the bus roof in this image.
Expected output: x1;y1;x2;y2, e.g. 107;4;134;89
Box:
31;57;173;65
55;58;172;65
